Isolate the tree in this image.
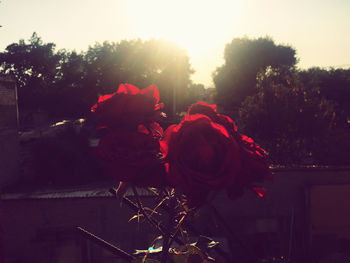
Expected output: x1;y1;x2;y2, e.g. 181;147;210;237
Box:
213;37;297;113
0;34;194;119
48;50;88;117
0;32;62;110
0;33;61;89
185;83;206;106
83;39;194;116
238;68;346;165
299;67;350;127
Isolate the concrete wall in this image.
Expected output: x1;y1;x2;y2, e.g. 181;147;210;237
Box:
0;76;18;130
0;76;19;188
1;196;153;263
204;167;350;262
1;167;350;263
0;130;20;188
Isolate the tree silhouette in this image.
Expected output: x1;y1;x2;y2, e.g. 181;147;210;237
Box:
0;33;60;89
213;37;297;113
299;67;350;127
238;68;350;165
82;39;194;116
0;34;194;119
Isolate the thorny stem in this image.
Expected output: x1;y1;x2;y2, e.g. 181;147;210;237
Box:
110;187;184;245
131;186;165;235
109;188;233;262
111;188;232;262
148;194;233;262
167;214;186;249
77;227;135;262
161;194;176;263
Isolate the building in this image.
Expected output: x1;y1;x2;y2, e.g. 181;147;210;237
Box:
0;75;20;263
0;75;20;188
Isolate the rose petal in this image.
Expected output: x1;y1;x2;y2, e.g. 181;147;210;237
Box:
188;102;217;120
117;83;140;95
251;186;268;198
91;93;115;112
141;85;160;104
164;114;240;205
160;124;178;157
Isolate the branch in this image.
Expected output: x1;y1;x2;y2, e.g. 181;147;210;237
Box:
131;185;166;236
161;195;176;263
77;226;135;262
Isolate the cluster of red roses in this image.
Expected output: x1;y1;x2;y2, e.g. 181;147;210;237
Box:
92;84;272;206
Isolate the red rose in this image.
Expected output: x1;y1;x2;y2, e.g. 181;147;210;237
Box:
91;83;163;129
188;102;273;199
96;124;166;187
161;114;240;205
188;102;218;121
188;101;238;134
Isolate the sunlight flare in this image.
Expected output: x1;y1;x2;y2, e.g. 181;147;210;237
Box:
127;0;240;57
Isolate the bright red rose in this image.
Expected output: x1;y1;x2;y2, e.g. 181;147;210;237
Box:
187;102;273;199
161;114;240;205
91;83;164;129
96;125;166;187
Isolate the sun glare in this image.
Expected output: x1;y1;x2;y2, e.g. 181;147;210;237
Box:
127;0;240;58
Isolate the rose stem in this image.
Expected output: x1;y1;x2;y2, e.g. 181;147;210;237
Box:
110;187;181;243
167;213;185;249
152;192;234;262
110;188;232;262
145;189;233;262
77;226;135;262
161;194;176;263
131;185;165;235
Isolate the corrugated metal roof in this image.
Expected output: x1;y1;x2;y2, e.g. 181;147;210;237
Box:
1;186;154;200
3;167;350;201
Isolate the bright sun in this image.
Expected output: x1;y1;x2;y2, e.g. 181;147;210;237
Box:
127;0;240;58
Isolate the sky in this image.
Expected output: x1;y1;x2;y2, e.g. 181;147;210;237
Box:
0;0;350;87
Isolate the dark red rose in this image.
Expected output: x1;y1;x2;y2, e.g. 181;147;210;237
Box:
91;84;163;129
187;102;273;199
188;102;217;120
188;101;238;133
96;124;166;187
161;114;240;205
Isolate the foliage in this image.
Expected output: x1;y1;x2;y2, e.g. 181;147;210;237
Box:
0;33;60;89
213;37;297;113
0;33;62;112
299;67;350;126
0;33;194;120
74;38;193;117
238;68;350;165
185;83;206;106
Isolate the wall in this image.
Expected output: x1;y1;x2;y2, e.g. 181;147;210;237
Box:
0;76;20;188
1;167;350;263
